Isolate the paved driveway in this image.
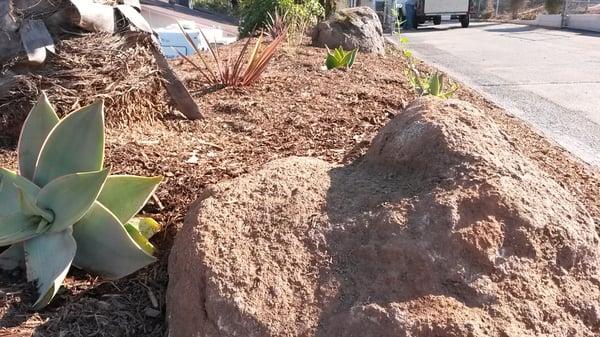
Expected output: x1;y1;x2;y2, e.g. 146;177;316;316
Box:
395;22;600;166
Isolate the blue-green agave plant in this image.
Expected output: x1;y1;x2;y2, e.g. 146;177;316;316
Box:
0;93;163;309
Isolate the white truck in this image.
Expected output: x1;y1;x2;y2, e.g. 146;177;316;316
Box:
400;0;472;29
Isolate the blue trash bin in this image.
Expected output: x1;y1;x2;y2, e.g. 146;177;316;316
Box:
404;0;416;30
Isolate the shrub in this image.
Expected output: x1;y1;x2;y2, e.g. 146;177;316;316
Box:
192;0;234;14
238;0;324;37
545;0;563;14
0;93;162;309
177;23;286;86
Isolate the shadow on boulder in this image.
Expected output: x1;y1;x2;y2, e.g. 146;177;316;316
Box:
167;98;600;337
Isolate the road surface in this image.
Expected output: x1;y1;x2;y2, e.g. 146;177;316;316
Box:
395;22;600;166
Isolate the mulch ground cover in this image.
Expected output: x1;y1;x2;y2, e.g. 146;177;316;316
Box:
1;39;599;337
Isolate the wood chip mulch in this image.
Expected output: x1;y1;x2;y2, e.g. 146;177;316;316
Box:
1;43;598;337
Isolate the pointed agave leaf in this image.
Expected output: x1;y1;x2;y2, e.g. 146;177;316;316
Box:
24;229;76;310
347;49;358;68
0;244;24;271
428;73;441;96
0;213;41;246
127;217;162;239
18;92;60;181
124;223;156;255
340;51;353;68
33;100;105;187
72;202;156;279
325;52;337;70
0;168;41;217
37;170;109;233
17;186;53;222
97;175;162;224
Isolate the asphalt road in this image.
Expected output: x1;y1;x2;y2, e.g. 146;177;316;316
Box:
395;22;600;166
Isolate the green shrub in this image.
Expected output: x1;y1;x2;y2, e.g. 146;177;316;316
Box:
545;0;563;14
239;0;324;37
192;0;234;14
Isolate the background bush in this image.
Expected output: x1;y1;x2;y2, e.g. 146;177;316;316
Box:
192;0;235;14
239;0;324;37
545;0;563;14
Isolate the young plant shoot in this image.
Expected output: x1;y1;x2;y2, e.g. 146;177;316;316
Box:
407;68;458;99
0;93;162;309
325;46;358;70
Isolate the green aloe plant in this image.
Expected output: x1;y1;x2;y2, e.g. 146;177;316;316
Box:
325;46;357;70
407;68;458;99
0;93;162;309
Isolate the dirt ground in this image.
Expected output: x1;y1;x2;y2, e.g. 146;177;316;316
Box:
1;42;599;337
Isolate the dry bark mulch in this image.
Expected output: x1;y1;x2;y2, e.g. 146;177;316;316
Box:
1;43;599;337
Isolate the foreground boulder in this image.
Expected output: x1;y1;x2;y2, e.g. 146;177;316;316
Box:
167;98;599;336
312;6;385;54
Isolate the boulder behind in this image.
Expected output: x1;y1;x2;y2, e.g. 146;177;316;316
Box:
312;6;385;54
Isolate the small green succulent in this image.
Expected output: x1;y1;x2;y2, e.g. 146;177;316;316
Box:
325;46;357;70
407;68;458;99
0;93;162;309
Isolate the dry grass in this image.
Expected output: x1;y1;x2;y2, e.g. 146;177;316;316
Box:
0;32;172;146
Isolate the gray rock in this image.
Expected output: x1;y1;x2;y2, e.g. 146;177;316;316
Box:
312;6;385;54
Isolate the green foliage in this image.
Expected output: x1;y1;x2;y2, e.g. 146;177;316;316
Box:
325;46;357;70
0;93;162;309
407;68;458;99
544;0;563;14
192;0;234;14
239;0;324;37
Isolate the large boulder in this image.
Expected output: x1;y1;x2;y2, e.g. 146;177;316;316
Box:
167;98;600;337
312;6;385;54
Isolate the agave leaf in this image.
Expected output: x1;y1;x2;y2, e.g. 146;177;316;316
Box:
33;100;105;187
128;217;162;239
0;244;24;271
325;53;337;70
24;228;76;310
97;175;162;224
18;92;60;181
16;186;54;224
124;223;156;255
37;170;109;233
348;49;357;68
428;73;441;96
0;168;41;217
0;213;41;246
72;202;156;279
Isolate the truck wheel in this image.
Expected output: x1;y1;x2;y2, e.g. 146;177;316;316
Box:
433;16;441;25
460;14;470;28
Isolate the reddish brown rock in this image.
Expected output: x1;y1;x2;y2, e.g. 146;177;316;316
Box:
167;98;600;337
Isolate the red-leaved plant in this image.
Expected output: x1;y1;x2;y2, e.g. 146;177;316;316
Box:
176;23;286;87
